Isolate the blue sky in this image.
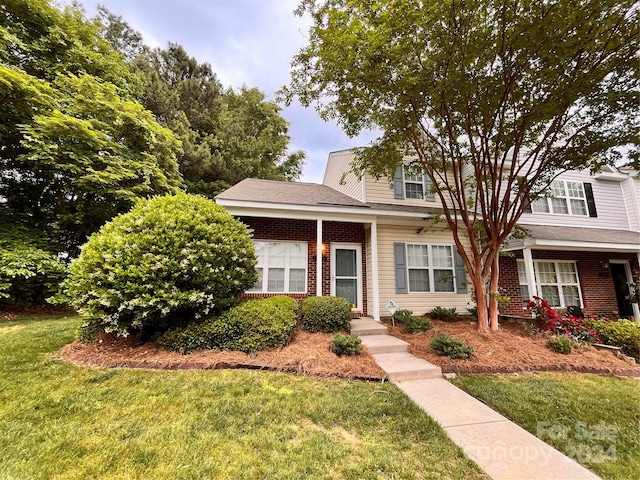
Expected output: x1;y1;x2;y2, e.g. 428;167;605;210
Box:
74;0;378;183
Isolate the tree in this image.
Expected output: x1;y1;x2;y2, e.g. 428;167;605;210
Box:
283;0;639;332
97;11;306;197
0;0;183;254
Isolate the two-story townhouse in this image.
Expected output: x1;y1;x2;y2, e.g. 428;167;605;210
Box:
217;151;640;321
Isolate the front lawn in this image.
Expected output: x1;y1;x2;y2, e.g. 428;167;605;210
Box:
450;373;640;480
0;314;487;480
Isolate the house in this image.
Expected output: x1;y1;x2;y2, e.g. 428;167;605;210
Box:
216;151;640;321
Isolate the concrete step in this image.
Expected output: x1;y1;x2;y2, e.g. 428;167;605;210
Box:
360;334;409;354
350;318;388;336
372;352;442;381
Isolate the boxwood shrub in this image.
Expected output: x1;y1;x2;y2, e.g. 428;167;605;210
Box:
589;319;640;361
55;193;257;339
547;335;573;354
158;296;298;354
329;333;362;356
300;296;352;333
430;334;473;359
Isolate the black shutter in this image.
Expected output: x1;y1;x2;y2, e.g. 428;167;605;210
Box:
583;183;597;217
393;243;408;294
393;166;404;199
454;250;468;294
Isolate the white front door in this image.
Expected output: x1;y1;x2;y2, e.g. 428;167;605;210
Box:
331;243;363;312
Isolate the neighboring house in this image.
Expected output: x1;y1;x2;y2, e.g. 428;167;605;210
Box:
217;151;640;321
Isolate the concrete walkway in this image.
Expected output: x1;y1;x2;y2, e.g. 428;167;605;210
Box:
351;318;601;480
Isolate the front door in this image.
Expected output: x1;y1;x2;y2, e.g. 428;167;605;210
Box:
610;262;634;317
331;244;362;312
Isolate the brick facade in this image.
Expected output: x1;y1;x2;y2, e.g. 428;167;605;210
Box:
499;250;639;318
237;217;368;315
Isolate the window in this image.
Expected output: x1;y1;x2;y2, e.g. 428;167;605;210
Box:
249;241;307;293
531;180;588;216
393;165;434;201
407;244;455;293
516;260;582;307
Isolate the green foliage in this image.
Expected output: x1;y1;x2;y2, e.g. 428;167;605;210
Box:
546;335;573;355
589;319;640;361
0;0;182;254
329;333;362;357
429;306;459;322
430;334;474;359
0;222;66;306
55;194;257;338
157;296;298;354
300;296;352;333
393;309;433;333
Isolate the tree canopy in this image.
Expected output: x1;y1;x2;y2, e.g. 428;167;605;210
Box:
0;0;182;254
99;9;305;197
284;0;639;331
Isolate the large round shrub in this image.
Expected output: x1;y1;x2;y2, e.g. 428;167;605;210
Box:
57;194;257;338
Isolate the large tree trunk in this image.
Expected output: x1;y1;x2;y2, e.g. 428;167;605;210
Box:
488;254;500;331
473;275;491;333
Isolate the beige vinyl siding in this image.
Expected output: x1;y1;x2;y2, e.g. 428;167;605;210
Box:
323;150;363;201
364;174;455;209
520;170;630;230
376;223;472;317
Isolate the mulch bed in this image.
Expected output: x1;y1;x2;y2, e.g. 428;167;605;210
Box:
57;318;640;379
57;328;386;381
387;319;640;378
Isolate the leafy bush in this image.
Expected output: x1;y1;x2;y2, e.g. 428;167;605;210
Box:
588;319;640;361
547;335;573;354
329;334;362;356
429;306;459;322
430;334;473;359
300;296;351;333
55;194;257;338
0;223;66;306
392;309;414;324
526;297;600;343
157;296;298;354
402;315;433;333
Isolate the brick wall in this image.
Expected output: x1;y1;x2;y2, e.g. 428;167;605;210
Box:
238;217;368;315
499;250;639;318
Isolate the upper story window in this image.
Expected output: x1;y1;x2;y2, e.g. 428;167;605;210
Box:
530;180;596;217
248;241;307;293
393;165;435;201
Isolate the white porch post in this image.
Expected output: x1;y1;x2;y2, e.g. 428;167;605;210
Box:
370;220;380;321
523;247;538;299
634;252;640;321
316;219;323;297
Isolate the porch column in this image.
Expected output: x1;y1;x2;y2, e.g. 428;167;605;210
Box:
316;219;323;297
370;220;380;321
635;252;640;321
522;247;538;299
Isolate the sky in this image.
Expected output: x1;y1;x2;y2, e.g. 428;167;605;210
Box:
73;0;379;183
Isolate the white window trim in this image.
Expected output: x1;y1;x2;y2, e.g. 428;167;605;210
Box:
406;243;456;294
403;168;425;200
249;240;308;294
517;259;583;308
531;180;588;217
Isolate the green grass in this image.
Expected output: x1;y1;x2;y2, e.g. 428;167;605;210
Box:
450;373;640;480
0;314;487;480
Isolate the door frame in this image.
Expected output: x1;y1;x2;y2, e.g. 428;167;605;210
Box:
609;259;639;320
330;243;363;312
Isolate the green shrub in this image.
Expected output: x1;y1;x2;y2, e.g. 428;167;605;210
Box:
429;306;459;322
329;334;362;356
392;309;414;324
589;319;640;361
157;296;298;354
401;315;433;333
0;223;66;307
55;194;257;339
430;334;473;359
300;296;351;333
547;335;573;354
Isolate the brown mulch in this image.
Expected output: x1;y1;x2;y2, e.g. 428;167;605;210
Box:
387;319;640;377
57;328;386;380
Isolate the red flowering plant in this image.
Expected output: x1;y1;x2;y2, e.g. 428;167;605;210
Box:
525;297;600;343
